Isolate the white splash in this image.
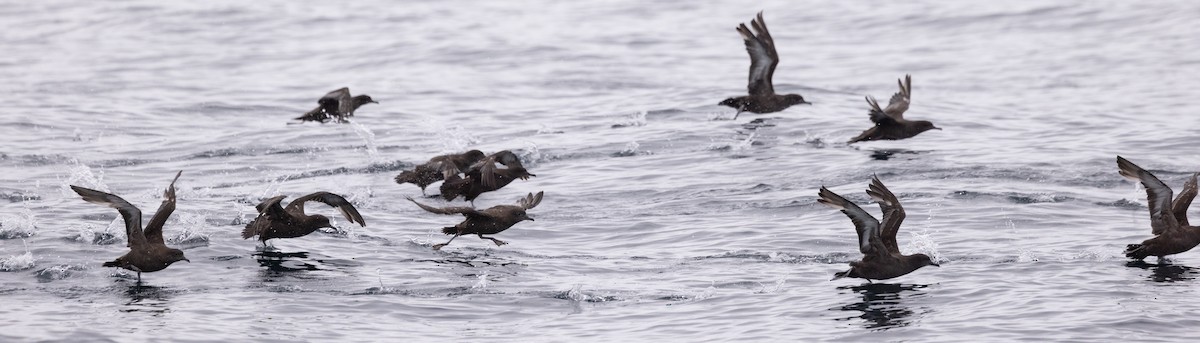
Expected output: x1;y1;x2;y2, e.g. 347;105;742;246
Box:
691;282;717;301
168;212;210;246
518;141;544;167
1;241;35;272
755;279;786;294
431;123;481;153
613;110;647;127
0;207;37;239
472;270;490;289
348;121;380;161
905;205;944;262
616;141;640;156
60;162;109;195
565;284;589;302
731;132;757;153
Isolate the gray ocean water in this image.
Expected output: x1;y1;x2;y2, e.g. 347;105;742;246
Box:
3;0;1200;341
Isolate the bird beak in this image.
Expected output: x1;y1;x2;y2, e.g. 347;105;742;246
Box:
183;258;191;263
931;262;941;267
933;127;942;130
525;215;535;221
370;100;379;104
803;101;813;105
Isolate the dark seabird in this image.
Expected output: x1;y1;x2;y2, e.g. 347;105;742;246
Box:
847;75;940;143
294;87;377;123
818;176;939;281
440;150;536;204
1118;156;1200;261
394;150;487;195
70;171;189;282
718;11;811;119
409;191;543;250
243;192;367;244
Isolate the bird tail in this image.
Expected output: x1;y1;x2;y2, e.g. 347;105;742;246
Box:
394;171;415;185
831;270;850;281
1125;244;1148;260
441;227;458;235
242;224;259;240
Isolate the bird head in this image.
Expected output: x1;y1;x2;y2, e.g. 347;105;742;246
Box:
784;93;811;106
913;254;940;268
914;120;941;133
354;95;379;105
169;248;190;264
513;208;534;222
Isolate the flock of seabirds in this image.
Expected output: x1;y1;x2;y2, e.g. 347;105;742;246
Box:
63;12;1198;284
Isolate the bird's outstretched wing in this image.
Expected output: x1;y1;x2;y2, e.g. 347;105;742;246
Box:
144;171;182;245
864;96;894;125
1171;173;1198;227
1117;156;1178;235
882;74;911;119
288;192;366;227
818;186;882;256
737;11;779;96
318;87;354;118
865;175;905;254
407;197;488;218
477;150;530;189
71;186;145;248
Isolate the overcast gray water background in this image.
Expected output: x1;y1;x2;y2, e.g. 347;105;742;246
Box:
3;1;1200;341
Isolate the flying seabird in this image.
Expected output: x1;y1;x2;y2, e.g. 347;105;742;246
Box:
71;171;190;282
718;11;811;118
818;176;940;281
848;75;940;143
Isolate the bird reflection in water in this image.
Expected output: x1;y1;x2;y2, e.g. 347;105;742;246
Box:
254;250;318;272
833;283;929;330
121;284;174;314
1125;260;1197;282
868;149;925;161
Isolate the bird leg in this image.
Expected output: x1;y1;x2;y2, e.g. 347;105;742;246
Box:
479;235;508;247
433;235;460;250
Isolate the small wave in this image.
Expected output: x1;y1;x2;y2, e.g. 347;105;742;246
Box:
35;264;87;282
611;110;647;128
555;284;620;303
1;191;41;203
950;190;1073;204
611;141;646;157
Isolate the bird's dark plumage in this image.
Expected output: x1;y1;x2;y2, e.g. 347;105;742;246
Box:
294;87;377;123
848;75;940;143
243;192;366;243
409;191;543;250
818;176;939;281
394;150;487;195
1117;156;1200;261
440;150;535;203
719;11;810;118
71;171;189;282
